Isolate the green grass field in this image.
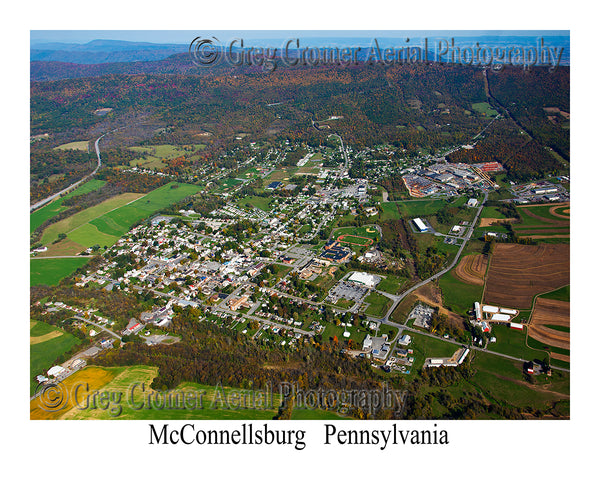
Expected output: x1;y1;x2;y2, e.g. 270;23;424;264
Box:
471;102;499;116
236;195;273;212
480;205;508;220
49;365;343;420
364;292;392;318
30;179;106;233
30;257;90;286
379;202;401;220
486;325;541;361
396;198;457;218
30;321;82;395
468;351;569;408
33;183;201;285
376;275;407;295
130;144;205;169
40;192;143;244
409;332;461;370
54;140;90;151
438;271;483;315
539;285;570;302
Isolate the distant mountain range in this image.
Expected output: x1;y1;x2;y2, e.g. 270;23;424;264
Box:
31;39;189;64
30;36;570;81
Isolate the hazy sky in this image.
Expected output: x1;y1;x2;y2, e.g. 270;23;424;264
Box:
31;30;569;45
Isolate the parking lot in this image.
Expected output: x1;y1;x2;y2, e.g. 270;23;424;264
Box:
327;281;369;304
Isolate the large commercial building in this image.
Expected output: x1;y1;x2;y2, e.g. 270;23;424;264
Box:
413;218;428;232
348;271;377;288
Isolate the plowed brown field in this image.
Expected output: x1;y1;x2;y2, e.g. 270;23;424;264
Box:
455;254;488;286
483;244;569;309
529;297;570;351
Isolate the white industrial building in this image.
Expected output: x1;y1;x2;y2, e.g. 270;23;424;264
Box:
413;218;427;232
474;302;483;321
348;271;377;288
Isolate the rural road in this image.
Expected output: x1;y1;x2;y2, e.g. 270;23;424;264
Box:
30;121;150;213
73;315;122;340
367;190;488;324
30;132;107;212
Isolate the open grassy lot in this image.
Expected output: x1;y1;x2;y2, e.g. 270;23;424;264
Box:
30;257;90;286
438;270;484;315
68;223;120;248
32;183;201;285
408;332;462;372
54;140;90;151
87;183;200;241
471;102;499;116
364;291;393;317
30;321;82;395
236;195;273;212
40;193;143;244
396;197;459;218
468;351;569;409
379;202;401;220
34;364;344;420
376;275;408;295
321;322;365;345
480;205;508;220
130;144;205;169
35;238;87;257
486;325;541;361
30;179;106;233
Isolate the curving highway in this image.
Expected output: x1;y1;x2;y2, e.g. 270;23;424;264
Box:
30;132;107;212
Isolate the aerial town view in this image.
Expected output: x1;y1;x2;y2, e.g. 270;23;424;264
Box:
29;30;571;421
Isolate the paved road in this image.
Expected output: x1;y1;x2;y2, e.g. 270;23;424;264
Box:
368;191;488;324
30;132;107;212
73;315;122;340
377;320;570;373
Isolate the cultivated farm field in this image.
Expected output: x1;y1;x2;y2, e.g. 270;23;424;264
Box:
529;297;570;353
483;244;569;309
454;254;488;286
513;202;570;241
